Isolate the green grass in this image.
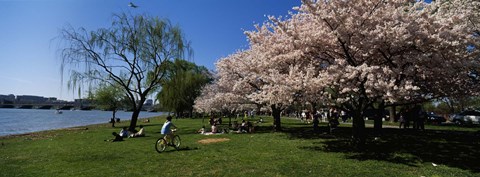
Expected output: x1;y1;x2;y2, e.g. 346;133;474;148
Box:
1;116;479;177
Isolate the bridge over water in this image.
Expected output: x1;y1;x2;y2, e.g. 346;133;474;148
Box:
0;103;87;110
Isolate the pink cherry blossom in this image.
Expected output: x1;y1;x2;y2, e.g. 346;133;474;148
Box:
195;0;480;134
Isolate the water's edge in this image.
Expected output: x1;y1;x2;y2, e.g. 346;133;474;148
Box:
0;109;165;137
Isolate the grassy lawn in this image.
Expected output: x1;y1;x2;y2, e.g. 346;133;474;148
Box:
1;116;479;177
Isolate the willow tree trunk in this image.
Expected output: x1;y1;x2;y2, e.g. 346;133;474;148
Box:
129;99;145;131
271;105;282;131
129;109;141;131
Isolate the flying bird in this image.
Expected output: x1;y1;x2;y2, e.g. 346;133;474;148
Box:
128;2;138;8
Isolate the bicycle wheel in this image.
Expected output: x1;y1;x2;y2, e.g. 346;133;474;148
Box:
172;135;181;150
155;138;167;153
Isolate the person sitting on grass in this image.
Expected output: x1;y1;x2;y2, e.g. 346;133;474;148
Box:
257;118;263;123
131;125;145;137
197;126;205;134
239;120;246;133
211;122;218;134
161;116;177;144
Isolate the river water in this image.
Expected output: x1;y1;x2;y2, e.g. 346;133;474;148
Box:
0;109;165;136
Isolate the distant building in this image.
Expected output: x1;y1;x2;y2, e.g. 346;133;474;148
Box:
0;94;15;104
16;95;48;104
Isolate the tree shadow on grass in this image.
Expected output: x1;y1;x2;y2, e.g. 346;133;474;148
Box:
160;146;199;153
251;121;328;134
136;124;161;128
288;126;480;173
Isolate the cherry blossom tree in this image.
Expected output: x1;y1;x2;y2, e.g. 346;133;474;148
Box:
196;0;480;146
245;0;478;146
214;49;310;131
194;83;247;114
194;51;260;118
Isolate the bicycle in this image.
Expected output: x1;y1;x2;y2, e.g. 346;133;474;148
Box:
155;129;181;153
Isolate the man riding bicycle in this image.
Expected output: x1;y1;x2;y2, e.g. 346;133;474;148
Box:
161;116;177;144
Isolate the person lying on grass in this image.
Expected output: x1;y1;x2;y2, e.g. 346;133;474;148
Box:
119;127;129;138
130;125;145;137
105;132;123;142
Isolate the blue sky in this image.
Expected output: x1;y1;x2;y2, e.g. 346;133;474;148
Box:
0;0;300;100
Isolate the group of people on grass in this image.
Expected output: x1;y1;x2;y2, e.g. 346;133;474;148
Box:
197;116;260;135
298;108;343;133
108;114;263;142
398;105;427;131
107;104;432;143
299;108;349;123
201;117;228;134
235;120;255;133
106;125;146;142
107;116;177;143
298;105;428;133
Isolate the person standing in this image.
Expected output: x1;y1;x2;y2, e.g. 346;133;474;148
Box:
399;115;405;129
313;113;320;133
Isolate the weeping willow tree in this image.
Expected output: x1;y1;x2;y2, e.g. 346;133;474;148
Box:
59;13;191;130
157;59;212;117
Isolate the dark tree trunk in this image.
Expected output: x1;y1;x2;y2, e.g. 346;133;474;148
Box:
373;102;385;137
389;106;396;123
129;109;140;131
271;104;282;131
112;110;117;119
256;104;262;117
129;98;145;131
189;108;194;118
311;102;319;131
111;110;117;127
352;110;366;150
